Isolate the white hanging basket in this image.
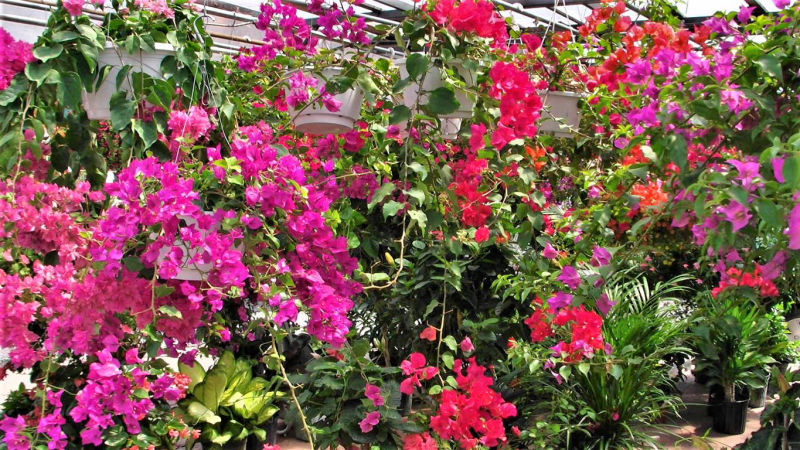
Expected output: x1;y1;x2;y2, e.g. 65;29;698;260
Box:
82;43;174;121
441;118;462;140
154;213;243;281
538;91;582;138
399;60;476;120
288;68;364;135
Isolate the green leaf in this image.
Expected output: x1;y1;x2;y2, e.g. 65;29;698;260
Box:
443;335;457;352
187;400;221;424
442;353;454;369
783;155;800;188
406;188;425;204
57;72;82;110
609;364;623;379
559;364;571;382
389;105;411;125
0;76;28;106
367;183;395;210
664;134;687;171
756;199;782;227
158;305;183;319
179;361;206;392
25;63;56;86
194;370;227;412
408;210;427;231
351;339;370;359
122;256;144;272
382;201;404;218
33;44;64;62
51;31;80;42
428;385;442;395
153;285;174;298
577;362;590;376
405;53;429;80
426;87;459;115
133;120;158;148
756;54;782;79
110;92;135;131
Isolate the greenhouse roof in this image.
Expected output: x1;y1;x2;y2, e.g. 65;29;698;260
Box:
0;0;784;55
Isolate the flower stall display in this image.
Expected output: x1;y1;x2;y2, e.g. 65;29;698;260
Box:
1;0;800;448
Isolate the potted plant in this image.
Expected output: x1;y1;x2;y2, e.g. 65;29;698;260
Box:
178;351;285;449
692;297;775;434
82;42;175;120
739;367;800;450
537;90;582;138
287;66;365;135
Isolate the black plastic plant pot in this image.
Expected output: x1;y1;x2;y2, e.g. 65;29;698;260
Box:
712;399;749;435
706;383;724;416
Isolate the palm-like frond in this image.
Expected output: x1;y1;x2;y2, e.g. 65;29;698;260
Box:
605;272;695;317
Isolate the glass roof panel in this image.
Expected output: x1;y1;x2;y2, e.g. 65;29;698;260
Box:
677;0;747;17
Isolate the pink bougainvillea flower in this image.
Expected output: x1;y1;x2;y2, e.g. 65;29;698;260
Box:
365;383;384;407
596;293;616;315
787;203;800;250
590;246;611;267
63;0;84;16
773;0;790;8
0;28;34;90
557;266;581;290
547;291;573;310
737;5;755;23
359;411;380;433
420;325;437;341
469;123;486;152
773;157;786;183
0;415;29;450
718;200;752;232
542;242;558;259
459;336;475;353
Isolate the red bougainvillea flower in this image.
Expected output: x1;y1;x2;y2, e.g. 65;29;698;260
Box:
428;358;517;449
631;179;668;207
400;353;438;394
403;432;437;449
474;226;490;243
420;325;437;341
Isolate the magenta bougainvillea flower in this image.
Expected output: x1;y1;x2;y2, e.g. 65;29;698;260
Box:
557;266;581;290
718;200;752;232
547;291;573;310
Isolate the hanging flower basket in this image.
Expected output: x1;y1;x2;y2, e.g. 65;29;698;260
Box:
154;213;242;281
289;68;364;135
399;61;476;120
538;90;582;138
82;43;175;121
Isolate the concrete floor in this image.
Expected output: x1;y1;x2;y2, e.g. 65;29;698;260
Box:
650;375;768;449
0;368;769;450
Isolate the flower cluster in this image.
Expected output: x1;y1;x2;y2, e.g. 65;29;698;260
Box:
525;301;606;362
428;0;509;46
238;0;317;70
428;358;517;449
0;27;34;90
711;266;779;299
488;62;543;149
399;352;438;394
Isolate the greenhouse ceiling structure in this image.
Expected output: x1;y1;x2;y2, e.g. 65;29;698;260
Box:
0;0;786;56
